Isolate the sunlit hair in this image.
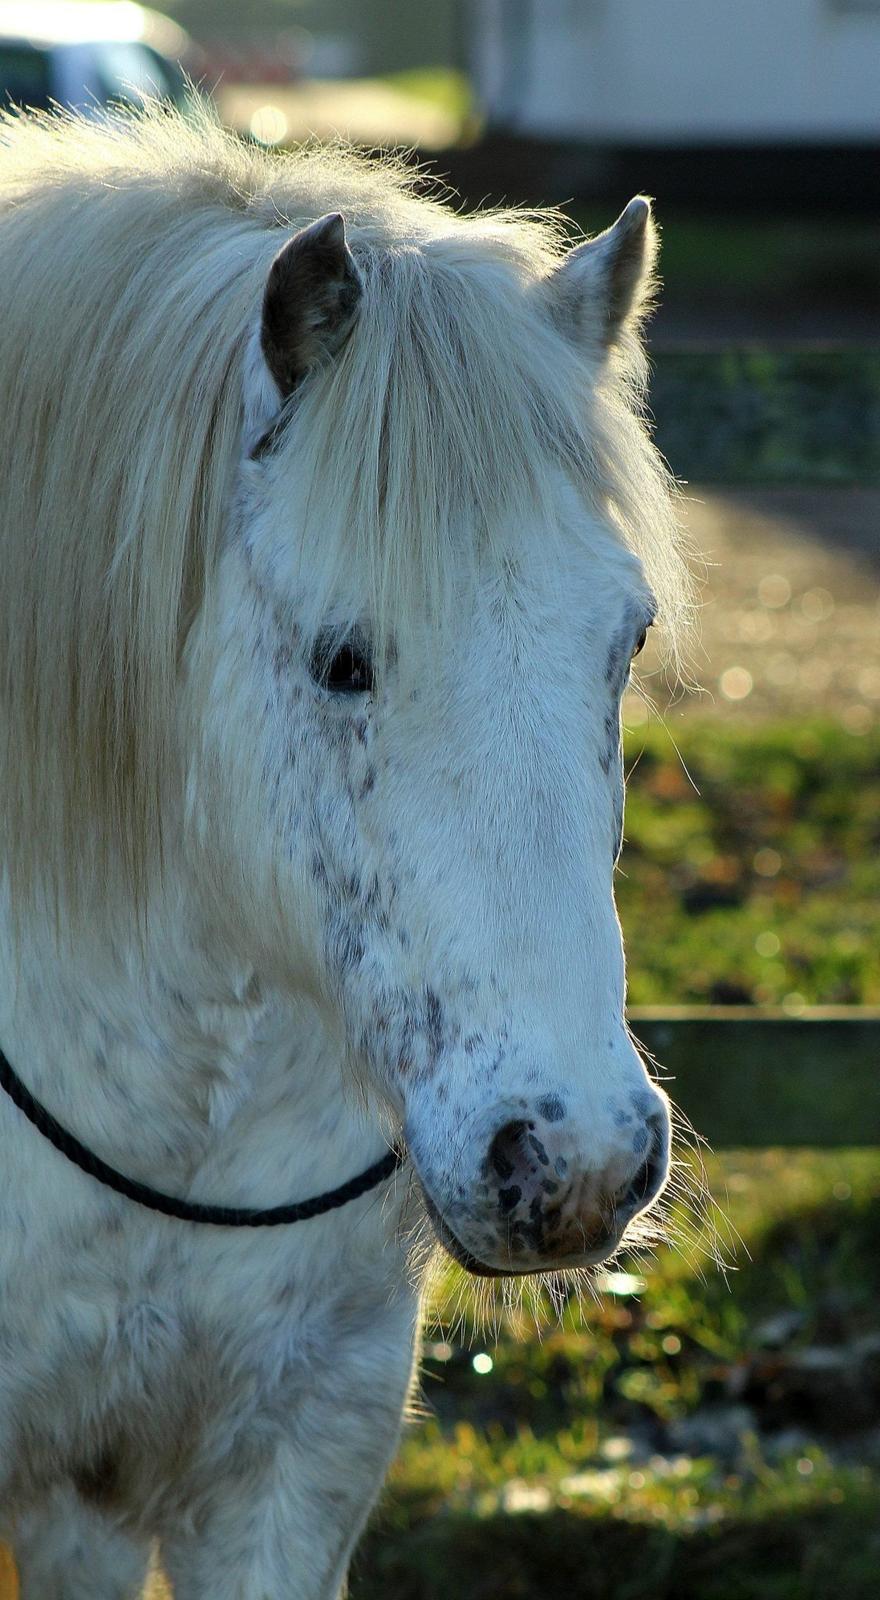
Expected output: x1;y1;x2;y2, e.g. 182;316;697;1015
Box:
0;98;692;911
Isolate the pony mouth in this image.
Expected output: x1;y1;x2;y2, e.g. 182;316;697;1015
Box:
424;1193;519;1277
423;1192;622;1279
424;1190;634;1278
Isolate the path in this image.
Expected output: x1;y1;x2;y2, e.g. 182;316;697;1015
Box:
629;486;880;733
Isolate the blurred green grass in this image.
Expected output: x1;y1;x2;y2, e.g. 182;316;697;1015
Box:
568;208;880;307
381;68;475;128
618;717;880;1006
356;1149;880;1599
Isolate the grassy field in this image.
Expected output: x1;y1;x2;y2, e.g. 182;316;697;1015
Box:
618;717;880;1007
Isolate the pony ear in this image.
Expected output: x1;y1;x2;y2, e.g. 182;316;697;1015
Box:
260;213;362;398
546;196;658;352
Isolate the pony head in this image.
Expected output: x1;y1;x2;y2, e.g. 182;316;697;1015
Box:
0;110;691;1276
200;189;687;1274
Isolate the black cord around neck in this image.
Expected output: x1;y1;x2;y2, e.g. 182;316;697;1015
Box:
0;1045;404;1227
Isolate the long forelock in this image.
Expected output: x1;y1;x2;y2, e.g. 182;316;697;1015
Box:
265;223;692;673
0;99;691;914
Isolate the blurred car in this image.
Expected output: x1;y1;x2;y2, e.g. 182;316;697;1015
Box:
0;2;191;114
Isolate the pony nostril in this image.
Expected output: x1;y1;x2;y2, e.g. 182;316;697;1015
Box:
487;1119;532;1183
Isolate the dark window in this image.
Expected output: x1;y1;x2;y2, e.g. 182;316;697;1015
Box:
0;42;52;111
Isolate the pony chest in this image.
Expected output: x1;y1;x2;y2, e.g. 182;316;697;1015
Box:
5;1213;402;1495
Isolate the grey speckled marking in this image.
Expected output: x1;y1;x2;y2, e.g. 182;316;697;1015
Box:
631;1090;655;1117
537;1095;565;1123
527;1133;550;1165
600;707;620;777
326;915;365;975
425;988;444;1065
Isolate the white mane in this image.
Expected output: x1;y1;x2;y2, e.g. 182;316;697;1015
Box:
0;99;690;907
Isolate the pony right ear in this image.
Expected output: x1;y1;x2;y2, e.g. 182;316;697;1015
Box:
260;213;362;399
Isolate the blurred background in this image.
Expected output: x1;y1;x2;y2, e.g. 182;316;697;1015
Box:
0;4;877;1598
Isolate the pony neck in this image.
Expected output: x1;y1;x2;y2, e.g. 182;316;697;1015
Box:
0;888;371;1211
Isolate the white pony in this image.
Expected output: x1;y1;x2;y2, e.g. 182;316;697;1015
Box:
0;104;690;1598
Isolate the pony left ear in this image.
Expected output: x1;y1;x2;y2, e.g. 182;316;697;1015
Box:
260;212;362;398
547;196;658;351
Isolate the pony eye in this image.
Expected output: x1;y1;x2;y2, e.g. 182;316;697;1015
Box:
632;628;648;659
311;637;374;694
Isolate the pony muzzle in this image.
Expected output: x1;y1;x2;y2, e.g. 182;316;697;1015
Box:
417;1090;671;1277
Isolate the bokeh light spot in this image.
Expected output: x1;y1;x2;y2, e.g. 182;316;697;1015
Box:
800;587;834;622
758;574;791;609
719;666;753;701
597;1270;646;1296
250;104;289;145
753;847;782;877
857;667;880;700
842;704;872;735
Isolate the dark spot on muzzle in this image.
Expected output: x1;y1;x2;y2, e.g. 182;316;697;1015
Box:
536;1095;565;1123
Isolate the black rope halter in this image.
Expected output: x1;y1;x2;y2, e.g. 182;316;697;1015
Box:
0;1044;404;1227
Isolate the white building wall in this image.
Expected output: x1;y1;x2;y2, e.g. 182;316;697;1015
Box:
471;0;880;142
